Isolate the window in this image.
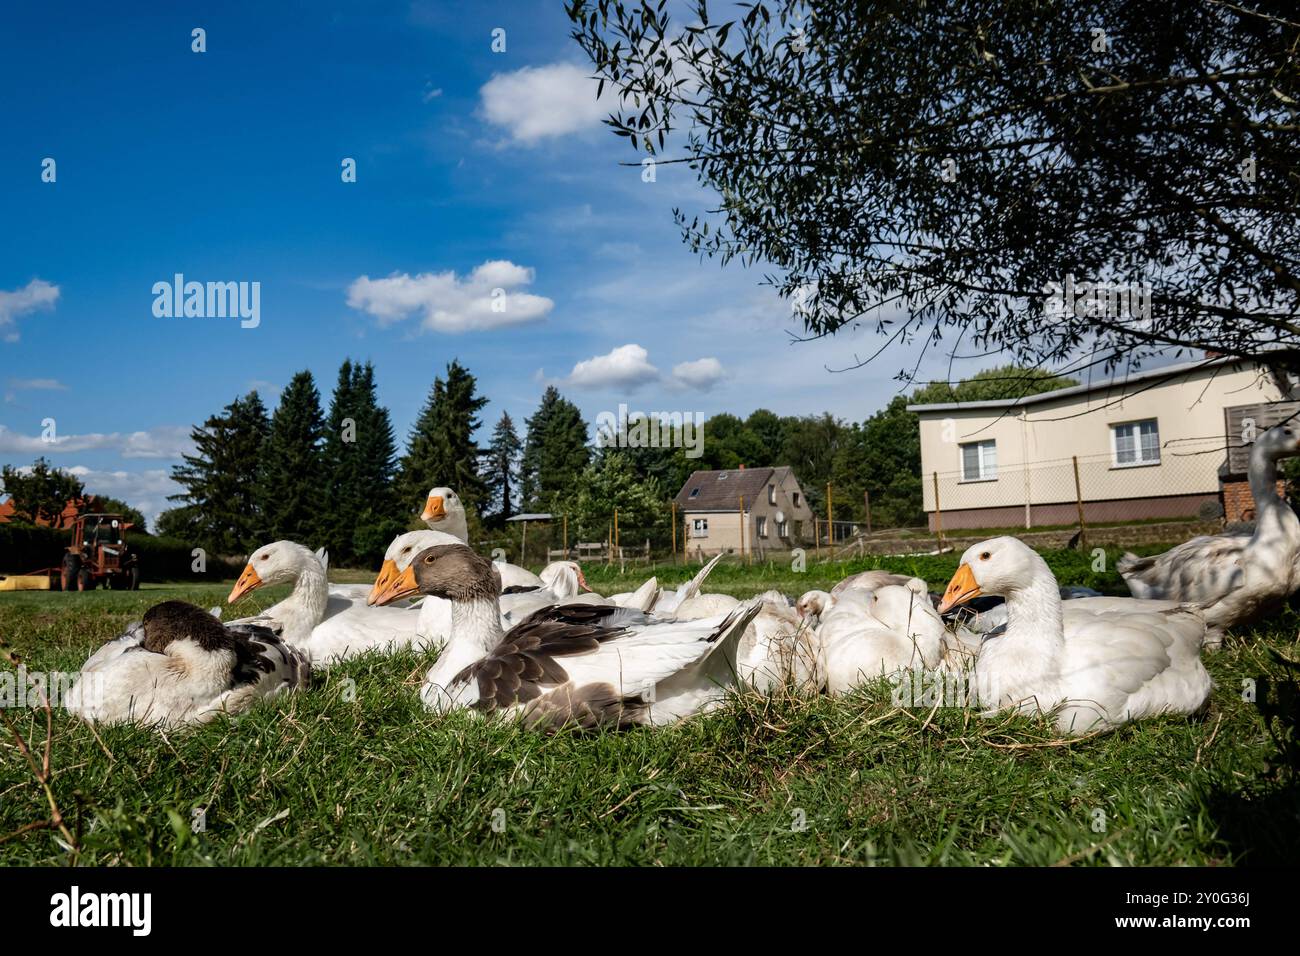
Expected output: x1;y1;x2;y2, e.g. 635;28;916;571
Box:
960;440;997;481
1112;419;1160;466
688;488;699;498
793;492;801;507
756;516;768;537
692;518;709;537
768;484;776;505
776;520;788;538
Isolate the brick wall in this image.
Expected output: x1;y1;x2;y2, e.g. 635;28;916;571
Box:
1222;479;1284;523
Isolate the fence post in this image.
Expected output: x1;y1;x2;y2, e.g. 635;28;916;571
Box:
826;482;833;547
614;509;620;571
864;489;872;536
670;501;677;565
739;494;747;563
562;514;568;558
1073;455;1088;549
932;471;945;549
521;518;527;566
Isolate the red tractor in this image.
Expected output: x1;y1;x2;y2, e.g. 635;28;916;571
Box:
59;513;140;591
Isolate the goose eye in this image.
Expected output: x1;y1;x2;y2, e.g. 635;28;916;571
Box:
259;554;269;561
424;554;436;564
979;551;991;560
402;547;411;554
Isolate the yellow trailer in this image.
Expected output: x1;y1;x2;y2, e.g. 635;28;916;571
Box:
0;574;53;591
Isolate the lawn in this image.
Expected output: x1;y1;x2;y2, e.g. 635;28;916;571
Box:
1;548;1297;866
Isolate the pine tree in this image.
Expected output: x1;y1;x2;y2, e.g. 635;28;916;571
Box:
481;411;520;523
519;386;590;509
397;360;489;518
321;360;402;565
258;370;326;544
170;391;269;554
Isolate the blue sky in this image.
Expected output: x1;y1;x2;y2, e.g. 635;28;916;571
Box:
0;0;964;525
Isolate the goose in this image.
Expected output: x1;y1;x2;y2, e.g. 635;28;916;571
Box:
369;543;762;729
736;590;821;693
795;589;835;625
64;600;310;728
419;486;543;591
1118;422;1300;641
938;536;1213;734
228;541;427;664
817;578;947;694
831;569;917;595
649;554;725;616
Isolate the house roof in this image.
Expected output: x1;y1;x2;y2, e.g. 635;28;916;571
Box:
674;467;791;512
906;356;1249;414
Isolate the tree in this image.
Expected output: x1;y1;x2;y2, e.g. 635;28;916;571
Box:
520;386;591;508
169;392;270;554
0;458;84;525
397;360;489;519
569;1;1300;385
321;360;402;564
155;505;201;540
92;497;148;533
555;451;671;547
258;371;327;544
482;411;521;523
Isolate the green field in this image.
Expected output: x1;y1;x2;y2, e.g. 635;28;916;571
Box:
1;549;1297;866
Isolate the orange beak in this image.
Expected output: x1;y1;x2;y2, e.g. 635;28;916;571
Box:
367;559;400;606
937;563;981;614
228;564;263;604
576;566;591;592
421;495;446;522
369;564;420;607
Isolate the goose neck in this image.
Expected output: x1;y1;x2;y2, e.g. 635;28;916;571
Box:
1247;446;1290;532
449;596;506;654
1000;575;1065;652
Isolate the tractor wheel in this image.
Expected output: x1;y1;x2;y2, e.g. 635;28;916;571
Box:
61;554;81;593
78;569;92;592
129;566;141;591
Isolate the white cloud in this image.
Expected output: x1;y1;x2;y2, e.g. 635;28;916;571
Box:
479;63;609;144
0;424;194;459
0;279;60;342
65;466;182;530
565;344;661;390
671;357;727;391
7;377;67;390
346;260;553;333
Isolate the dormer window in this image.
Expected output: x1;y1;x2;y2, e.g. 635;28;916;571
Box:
718;472;728;480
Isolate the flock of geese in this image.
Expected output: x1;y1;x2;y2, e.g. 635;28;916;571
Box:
63;422;1300;737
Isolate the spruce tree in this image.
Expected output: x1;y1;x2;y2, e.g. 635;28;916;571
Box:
170;391;269;555
397;360;489;517
258;370;326;544
321;360;402;564
519;386;590;509
481;411;520;523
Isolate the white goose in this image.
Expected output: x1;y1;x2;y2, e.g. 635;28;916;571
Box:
419;486;543;591
817;578;947;694
228;540;428;664
830;569;918;595
939;537;1213;734
64;600;310;728
795;589;835;625
649;554;725;616
736;590;821;693
370;543;762;728
1118;422;1300;640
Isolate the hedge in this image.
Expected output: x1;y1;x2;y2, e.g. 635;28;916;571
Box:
0;523;243;582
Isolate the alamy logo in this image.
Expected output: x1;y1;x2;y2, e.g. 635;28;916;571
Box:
152;274;260;328
1043;273;1151;321
594;403;705;459
49;886;151;936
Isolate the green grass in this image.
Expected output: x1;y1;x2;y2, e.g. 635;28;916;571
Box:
1;549;1297;866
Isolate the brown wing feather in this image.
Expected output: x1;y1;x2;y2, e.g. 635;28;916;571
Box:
520;682;651;732
452;610;633;712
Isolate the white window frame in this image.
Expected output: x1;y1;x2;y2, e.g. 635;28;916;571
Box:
959;440;998;482
776;520;788;538
756;516;768;538
1111;419;1160;467
691;517;709;537
768;484;776;505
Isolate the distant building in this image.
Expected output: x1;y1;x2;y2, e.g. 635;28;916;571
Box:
908;357;1291;531
673;466;814;556
0;494;104;529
